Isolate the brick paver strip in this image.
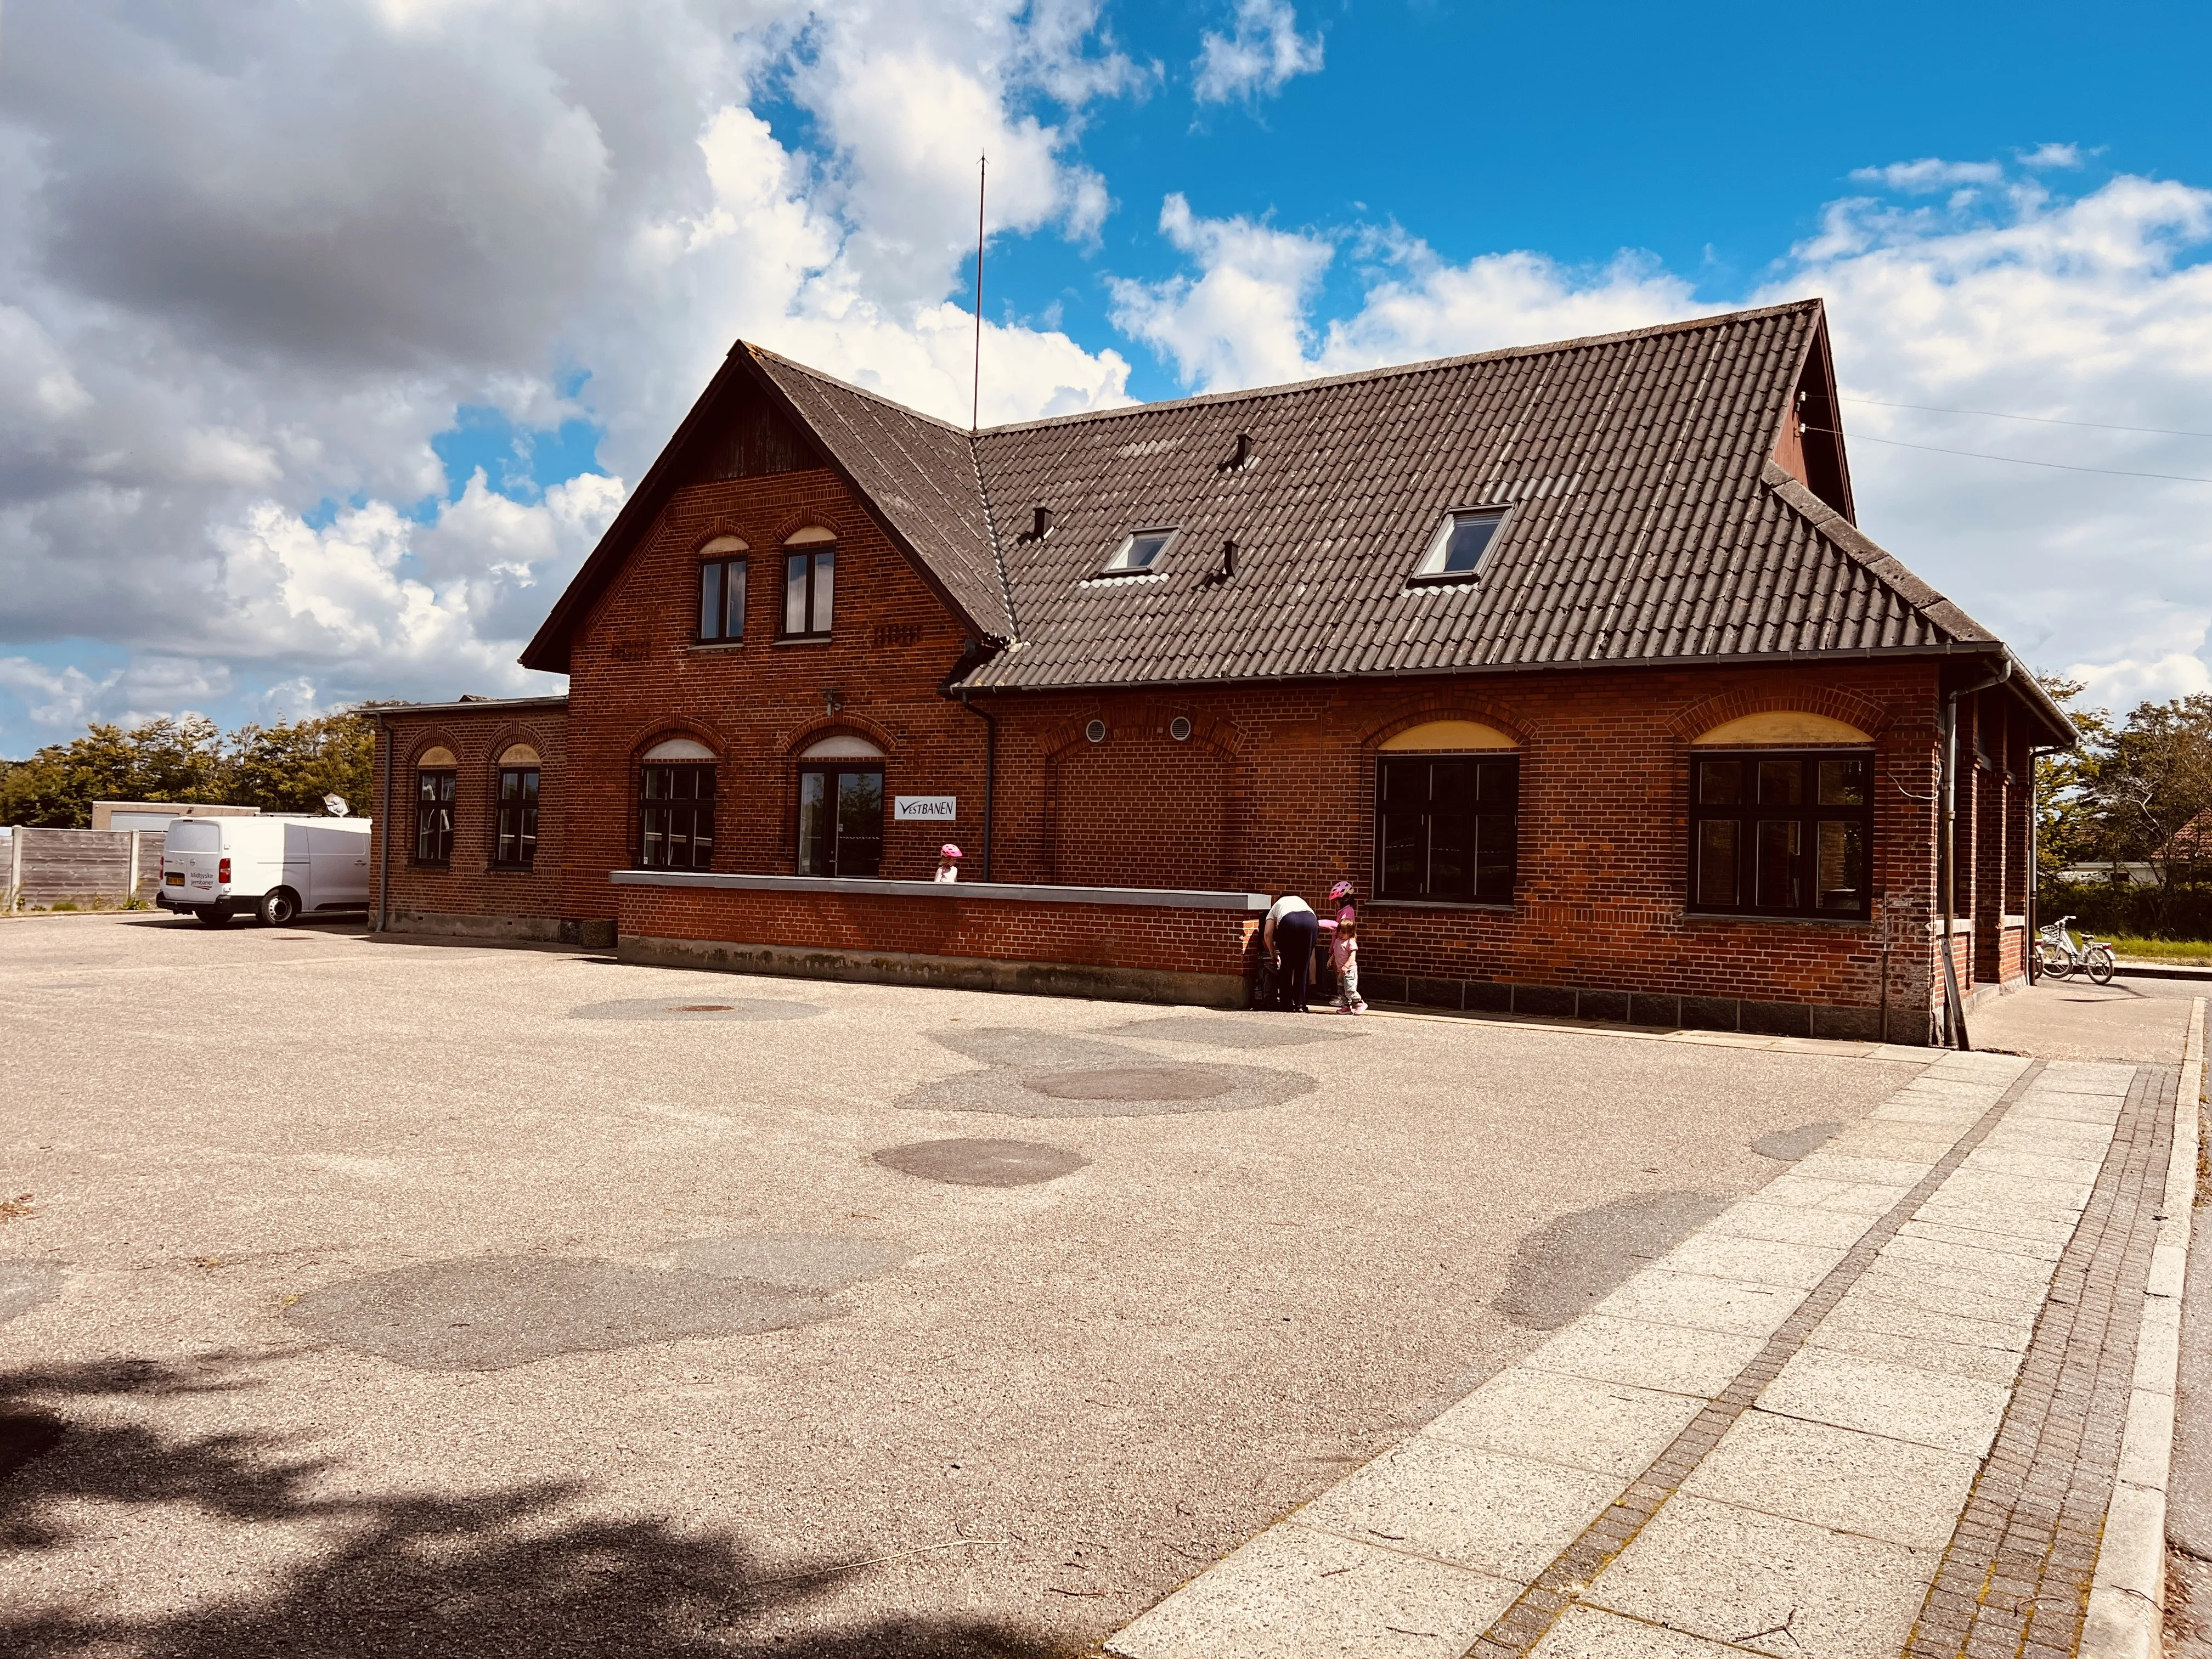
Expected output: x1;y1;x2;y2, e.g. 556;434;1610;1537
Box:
1466;1059;2053;1659
1901;1061;2179;1659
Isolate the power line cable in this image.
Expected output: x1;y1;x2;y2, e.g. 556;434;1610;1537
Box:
1803;426;2212;486
1838;396;2212;442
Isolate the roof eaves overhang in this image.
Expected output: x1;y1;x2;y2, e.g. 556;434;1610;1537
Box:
379;695;573;716
951;640;2081;728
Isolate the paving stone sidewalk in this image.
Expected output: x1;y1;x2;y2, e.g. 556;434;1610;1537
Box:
1107;1045;2193;1659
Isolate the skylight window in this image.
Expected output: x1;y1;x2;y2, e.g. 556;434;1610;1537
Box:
1412;508;1509;583
1101;528;1177;575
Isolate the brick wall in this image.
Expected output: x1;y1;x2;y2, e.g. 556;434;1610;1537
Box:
555;469;990;932
370;706;569;940
617;883;1253;978
369;455;2052;1041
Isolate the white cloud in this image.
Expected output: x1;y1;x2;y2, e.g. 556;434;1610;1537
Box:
0;654;233;732
1110;201;1703;393
1109;194;1333;390
1761;169;2212;704
1849;157;2006;193
1193;0;1323;104
0;0;1143;747
2019;142;2085;170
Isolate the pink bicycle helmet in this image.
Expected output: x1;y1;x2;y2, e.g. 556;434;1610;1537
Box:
940;844;963;859
1329;879;1356;902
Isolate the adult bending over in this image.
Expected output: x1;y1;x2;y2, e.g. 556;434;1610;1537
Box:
1263;892;1319;1013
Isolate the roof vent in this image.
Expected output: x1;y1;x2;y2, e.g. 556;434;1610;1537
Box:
1219;433;1254;472
1025;505;1053;541
1201;539;1239;587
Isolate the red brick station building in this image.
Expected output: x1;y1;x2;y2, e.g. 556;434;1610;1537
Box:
370;300;2070;1044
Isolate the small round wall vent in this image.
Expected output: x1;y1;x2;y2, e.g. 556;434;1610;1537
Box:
1169;716;1193;742
1085;718;1108;743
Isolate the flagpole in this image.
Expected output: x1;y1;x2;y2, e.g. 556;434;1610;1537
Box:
972;154;986;432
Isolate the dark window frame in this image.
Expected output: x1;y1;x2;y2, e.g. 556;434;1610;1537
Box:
1408;505;1511;586
413;769;455;867
639;761;716;870
1372;751;1520;905
781;544;835;638
494;765;539;870
1686;748;1875;921
795;761;885;878
697;556;748;644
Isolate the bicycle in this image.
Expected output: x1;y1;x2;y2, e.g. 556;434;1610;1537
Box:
2035;915;2116;985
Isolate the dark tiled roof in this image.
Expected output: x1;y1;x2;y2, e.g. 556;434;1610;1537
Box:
533;301;2032;716
956;300;1995;689
746;347;1015;641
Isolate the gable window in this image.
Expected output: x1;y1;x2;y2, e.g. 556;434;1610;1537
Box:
639;737;717;870
413;752;456;866
1101;528;1176;575
1689;751;1871;919
1374;753;1519;904
1410;508;1508;584
782;527;835;637
494;745;540;869
697;537;748;642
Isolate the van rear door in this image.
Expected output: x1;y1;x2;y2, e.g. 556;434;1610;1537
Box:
163;820;223;904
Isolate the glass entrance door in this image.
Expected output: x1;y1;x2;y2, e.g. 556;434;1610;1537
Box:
797;766;884;877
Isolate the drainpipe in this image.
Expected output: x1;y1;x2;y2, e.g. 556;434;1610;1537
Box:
1940;659;2012;1048
375;711;393;933
958;688;996;882
2024;742;2063;987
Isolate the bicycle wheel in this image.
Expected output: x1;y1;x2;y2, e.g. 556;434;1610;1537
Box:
2033;940;2067;978
2085;945;2116;986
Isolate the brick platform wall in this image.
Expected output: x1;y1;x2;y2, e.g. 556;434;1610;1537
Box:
616;883;1254;977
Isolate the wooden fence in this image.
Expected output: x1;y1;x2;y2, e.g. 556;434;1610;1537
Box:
3;827;168;911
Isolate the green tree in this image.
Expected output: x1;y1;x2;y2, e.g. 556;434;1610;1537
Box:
0;715;230;827
2090;694;2212;918
227;710;379;816
2034;675;2107;885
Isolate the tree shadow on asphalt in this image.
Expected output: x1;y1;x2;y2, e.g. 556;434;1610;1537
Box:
0;1354;1091;1659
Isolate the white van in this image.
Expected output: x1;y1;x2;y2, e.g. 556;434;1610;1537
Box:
156;816;374;927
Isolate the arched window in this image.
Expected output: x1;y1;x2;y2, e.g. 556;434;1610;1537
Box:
639;737;716;870
1373;722;1519;904
697;536;748;644
494;744;540;869
414;747;456;866
782;526;836;639
1688;714;1874;918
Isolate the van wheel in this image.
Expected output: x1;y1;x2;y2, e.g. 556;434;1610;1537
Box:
196;908;232;929
257;889;299;927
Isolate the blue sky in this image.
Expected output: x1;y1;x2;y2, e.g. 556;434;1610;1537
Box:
3;0;2211;755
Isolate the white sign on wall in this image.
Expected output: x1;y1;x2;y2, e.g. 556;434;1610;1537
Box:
894;795;958;822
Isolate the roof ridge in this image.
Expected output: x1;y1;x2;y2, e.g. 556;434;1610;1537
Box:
967;431;1019;641
975;298;1826;437
738;341;981;437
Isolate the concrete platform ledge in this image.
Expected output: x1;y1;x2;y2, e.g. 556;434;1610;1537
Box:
380;909;567;944
617;933;1250;1008
608;871;1270;911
